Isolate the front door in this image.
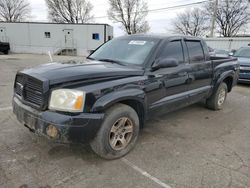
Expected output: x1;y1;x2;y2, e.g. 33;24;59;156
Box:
0;27;7;42
148;39;190;115
63;29;74;48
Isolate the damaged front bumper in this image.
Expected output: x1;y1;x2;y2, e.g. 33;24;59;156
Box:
12;97;104;143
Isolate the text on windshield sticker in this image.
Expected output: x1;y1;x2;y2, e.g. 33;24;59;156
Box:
128;41;147;45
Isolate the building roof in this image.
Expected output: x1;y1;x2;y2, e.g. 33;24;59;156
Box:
0;21;111;27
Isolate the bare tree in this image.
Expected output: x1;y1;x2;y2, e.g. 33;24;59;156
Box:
172;8;209;36
205;0;250;37
46;0;94;23
0;0;30;22
108;0;150;34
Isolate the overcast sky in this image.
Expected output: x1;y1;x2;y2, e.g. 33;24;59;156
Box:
29;0;206;36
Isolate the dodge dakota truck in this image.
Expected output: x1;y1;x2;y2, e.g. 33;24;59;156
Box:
13;35;239;159
0;41;10;54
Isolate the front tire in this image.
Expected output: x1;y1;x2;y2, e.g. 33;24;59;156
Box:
90;103;140;160
3;50;9;54
206;82;228;110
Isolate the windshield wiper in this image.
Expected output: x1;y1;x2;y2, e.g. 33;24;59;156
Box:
97;58;125;66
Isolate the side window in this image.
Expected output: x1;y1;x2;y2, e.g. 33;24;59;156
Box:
186;41;205;63
159;40;184;64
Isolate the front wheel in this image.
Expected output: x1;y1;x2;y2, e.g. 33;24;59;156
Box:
206;82;228;110
90;103;140;159
3;50;9;54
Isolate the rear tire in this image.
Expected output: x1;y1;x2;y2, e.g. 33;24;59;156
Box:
206;82;228;110
90;103;139;160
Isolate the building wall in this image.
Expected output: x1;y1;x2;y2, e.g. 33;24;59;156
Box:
205;37;250;51
0;22;113;56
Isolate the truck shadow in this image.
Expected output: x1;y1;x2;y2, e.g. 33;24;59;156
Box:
46;102;209;162
237;83;249;87
146;102;207;125
47;143;104;163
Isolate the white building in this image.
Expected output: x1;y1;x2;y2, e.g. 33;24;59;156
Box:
0;22;113;56
205;37;250;51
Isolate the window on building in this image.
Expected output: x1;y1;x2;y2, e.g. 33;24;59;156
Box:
92;33;100;40
44;32;51;38
186;41;205;63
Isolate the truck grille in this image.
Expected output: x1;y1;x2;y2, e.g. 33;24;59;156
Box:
15;74;45;108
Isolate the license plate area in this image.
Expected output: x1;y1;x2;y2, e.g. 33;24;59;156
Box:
13;97;40;131
23;113;36;130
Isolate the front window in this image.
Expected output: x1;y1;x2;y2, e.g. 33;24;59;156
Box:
234;48;250;58
159;40;184;64
89;38;159;65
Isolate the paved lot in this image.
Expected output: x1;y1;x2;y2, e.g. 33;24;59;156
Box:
0;54;250;188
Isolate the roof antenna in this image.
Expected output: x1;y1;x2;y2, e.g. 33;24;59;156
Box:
48;51;53;62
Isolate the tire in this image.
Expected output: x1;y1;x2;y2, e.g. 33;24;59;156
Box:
3;50;9;54
90;103;140;160
206;82;228;110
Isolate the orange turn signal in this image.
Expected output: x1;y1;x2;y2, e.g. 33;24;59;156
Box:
74;95;83;110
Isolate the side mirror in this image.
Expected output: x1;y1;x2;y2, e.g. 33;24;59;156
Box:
229;49;236;56
88;49;96;56
152;58;179;71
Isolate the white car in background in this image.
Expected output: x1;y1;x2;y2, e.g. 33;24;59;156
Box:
208;47;230;58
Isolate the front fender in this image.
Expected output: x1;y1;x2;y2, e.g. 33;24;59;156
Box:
91;89;146;112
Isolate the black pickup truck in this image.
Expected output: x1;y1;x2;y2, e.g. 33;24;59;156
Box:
13;35;239;159
0;41;10;54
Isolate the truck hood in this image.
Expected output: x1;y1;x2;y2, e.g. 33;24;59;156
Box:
20;59;144;85
237;57;250;67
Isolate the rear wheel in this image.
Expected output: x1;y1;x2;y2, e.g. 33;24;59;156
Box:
206;82;228;110
90;103;139;159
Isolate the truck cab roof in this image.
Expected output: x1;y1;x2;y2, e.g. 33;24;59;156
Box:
117;34;203;41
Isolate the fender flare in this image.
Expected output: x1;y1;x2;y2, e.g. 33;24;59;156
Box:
91;88;147;113
214;70;235;92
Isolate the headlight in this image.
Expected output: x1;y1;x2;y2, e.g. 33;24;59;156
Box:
49;89;85;112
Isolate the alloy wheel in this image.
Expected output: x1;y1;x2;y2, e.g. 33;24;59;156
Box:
109;117;134;151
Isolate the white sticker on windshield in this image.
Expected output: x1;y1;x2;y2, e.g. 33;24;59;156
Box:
129;40;147;45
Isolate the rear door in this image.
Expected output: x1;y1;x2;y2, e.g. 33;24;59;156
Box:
185;40;213;99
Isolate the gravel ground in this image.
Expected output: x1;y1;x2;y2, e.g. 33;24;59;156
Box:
0;54;250;188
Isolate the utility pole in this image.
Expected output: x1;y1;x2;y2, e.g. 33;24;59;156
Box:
210;0;219;37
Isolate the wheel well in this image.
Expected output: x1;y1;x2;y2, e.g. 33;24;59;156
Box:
223;76;234;92
119;100;145;128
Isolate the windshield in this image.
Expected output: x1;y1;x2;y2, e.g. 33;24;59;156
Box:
89;38;159;65
234;48;250;58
